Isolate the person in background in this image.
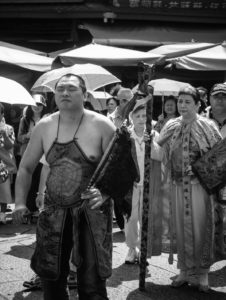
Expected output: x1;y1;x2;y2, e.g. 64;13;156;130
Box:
154;95;180;133
7;105;22;139
13;74;115;300
0;103;16;224
6;105;23;195
197;86;208;106
197;86;208;115
109;88;134;128
158;85;222;292
106;97;119;117
17;94;47;215
205;83;226;234
205;83;226;137
124;97;162;264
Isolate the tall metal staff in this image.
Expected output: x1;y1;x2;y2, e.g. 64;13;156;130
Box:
138;62;155;291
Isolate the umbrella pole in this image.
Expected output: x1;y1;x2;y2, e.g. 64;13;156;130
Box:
138;63;155;291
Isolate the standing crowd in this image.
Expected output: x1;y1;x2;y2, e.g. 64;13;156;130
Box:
0;75;225;299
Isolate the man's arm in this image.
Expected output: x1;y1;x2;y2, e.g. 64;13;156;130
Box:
13;122;45;222
82;118;115;210
101;117;116;153
36;163;50;209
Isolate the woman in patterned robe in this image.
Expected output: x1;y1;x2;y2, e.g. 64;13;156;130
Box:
157;85;222;292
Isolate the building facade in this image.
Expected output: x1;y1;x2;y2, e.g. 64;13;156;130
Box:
0;0;225;52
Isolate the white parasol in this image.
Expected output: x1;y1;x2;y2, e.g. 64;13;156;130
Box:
88;91;112;110
0;77;36;106
31;63;121;93
132;78;189;97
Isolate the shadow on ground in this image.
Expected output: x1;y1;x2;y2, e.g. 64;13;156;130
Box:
108;262;151;288
12;288;78;300
126;282;226;300
12;290;43;300
5;241;36;260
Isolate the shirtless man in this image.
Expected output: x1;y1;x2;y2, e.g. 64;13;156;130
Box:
13;74;115;300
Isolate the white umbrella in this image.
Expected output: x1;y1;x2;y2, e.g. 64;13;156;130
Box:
31;63;121;93
132;78;189;96
89;91;112;110
0;77;36;106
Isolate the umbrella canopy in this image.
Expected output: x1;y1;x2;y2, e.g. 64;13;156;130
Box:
31;63;121;93
88;91;112;110
171;44;226;71
52;43;163;67
132;78;189;96
0;44;53;72
148;42;216;59
0;77;36;106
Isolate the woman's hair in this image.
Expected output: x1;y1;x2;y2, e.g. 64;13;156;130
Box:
84;101;95;111
163;95;180;118
106;97;119;107
0;103;4;114
178;85;200;104
22;104;46;133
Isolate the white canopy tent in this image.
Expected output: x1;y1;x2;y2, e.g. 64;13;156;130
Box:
0;44;53;72
171;43;226;71
148;43;216;59
52;43;163;67
0;41;47;56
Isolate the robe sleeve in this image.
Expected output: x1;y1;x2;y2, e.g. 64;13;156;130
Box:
158;117;181;147
151;130;163;162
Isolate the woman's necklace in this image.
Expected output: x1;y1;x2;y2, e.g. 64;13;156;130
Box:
134;129;144;152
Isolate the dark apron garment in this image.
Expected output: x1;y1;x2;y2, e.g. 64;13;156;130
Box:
31;120;113;286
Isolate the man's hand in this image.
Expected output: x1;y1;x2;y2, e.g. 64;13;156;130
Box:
81;187;107;210
13;205;31;223
144;130;155;143
36;194;45;209
0;129;6;135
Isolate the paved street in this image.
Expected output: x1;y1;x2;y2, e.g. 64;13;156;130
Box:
0;212;226;300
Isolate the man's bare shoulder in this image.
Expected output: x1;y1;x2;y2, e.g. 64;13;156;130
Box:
39;111;59;124
85;109;115;130
34;112;59;136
